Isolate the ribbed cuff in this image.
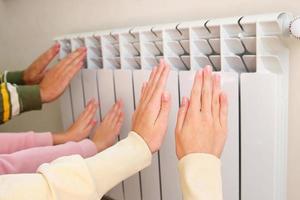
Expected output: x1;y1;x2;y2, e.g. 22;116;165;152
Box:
78;139;98;158
33;132;53;146
16;85;42;112
178;153;222;200
6;71;25;85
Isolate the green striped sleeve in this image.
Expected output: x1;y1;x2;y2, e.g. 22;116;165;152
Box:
4;71;25;85
0;82;42;124
16;85;42;112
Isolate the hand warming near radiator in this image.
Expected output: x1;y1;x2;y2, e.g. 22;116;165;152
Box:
92;100;124;152
0;44;86;124
22;43;60;85
176;65;228;200
0;100;125;174
132;59;171;153
52;99;98;145
0;61;228;200
39;47;87;103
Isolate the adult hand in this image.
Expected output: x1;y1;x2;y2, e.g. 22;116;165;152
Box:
175;66;228;160
23;43;60;85
39;47;87;103
132;60;171;153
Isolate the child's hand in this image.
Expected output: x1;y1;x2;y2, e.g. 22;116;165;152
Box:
92;100;124;152
39;47;86;103
132;60;171;153
53;99;98;145
23;43;60;85
175;66;228;160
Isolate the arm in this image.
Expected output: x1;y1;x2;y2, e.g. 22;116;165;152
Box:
0;46;86;124
0;139;97;174
0;132;151;200
0;60;169;200
175;66;228;200
0;132;52;154
0;98;98;154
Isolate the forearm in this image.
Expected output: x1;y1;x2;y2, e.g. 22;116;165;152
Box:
0;132;152;200
0;132;52;154
0;139;97;174
86;131;152;196
178;153;223;200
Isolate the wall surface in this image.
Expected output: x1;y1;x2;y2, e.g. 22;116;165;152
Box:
0;0;300;199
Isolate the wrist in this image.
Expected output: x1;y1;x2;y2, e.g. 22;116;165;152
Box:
52;132;68;145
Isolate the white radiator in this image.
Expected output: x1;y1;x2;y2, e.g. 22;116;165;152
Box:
55;12;298;200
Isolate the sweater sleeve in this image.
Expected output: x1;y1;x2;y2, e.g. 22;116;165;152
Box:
178;153;223;200
0;71;25;85
0;82;42;124
0;132;152;200
0;139;97;174
0;132;53;154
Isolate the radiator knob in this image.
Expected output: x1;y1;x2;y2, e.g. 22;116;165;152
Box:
289;17;300;39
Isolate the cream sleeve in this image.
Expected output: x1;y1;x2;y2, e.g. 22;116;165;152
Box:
178;153;223;200
0;132;152;200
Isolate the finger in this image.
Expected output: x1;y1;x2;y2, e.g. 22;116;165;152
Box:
38;43;60;69
115;113;124;134
189;69;203;111
82;100;98;122
60;60;84;84
112;105;123;125
155;91;171;128
201;65;213;114
140;81;148;102
60;47;86;67
115;111;124;129
151;60;170;103
175;97;189;133
68;51;87;69
212;74;221;121
143;66;157;97
80;99;97;120
105;101;120;121
84;104;98;124
83;120;97;135
219;92;228;129
144;60;165;103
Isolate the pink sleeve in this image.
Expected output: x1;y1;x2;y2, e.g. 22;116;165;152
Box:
0;132;53;154
0;139;97;174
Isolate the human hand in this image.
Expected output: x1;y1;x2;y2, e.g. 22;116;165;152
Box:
92;100;124;152
39;47;87;103
53;99;98;145
23;43;60;85
132;60;171;153
175;66;228;160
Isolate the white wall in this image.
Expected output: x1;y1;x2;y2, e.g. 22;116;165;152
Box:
0;0;300;199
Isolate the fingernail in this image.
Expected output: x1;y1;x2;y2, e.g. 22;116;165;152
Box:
163;91;169;101
197;69;202;77
205;65;212;73
181;97;187;106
